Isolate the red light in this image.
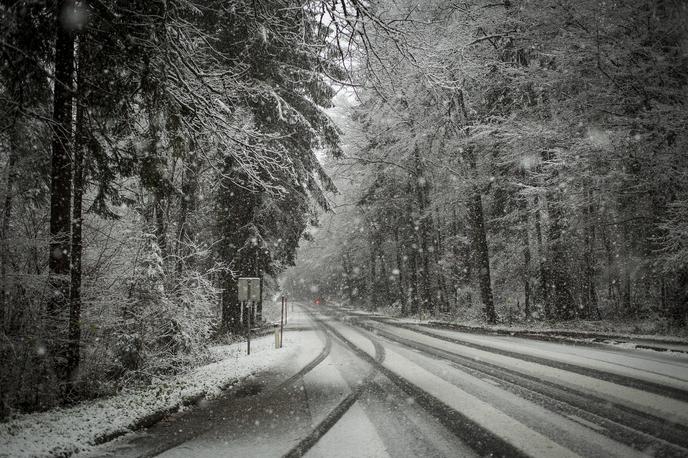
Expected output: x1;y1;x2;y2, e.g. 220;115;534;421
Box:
315;299;320;305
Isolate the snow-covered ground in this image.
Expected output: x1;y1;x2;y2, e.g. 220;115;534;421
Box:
0;333;297;458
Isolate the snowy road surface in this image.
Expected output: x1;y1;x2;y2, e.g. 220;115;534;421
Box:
90;304;688;458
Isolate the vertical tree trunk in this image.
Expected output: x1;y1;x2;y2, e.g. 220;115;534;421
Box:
66;45;86;391
408;231;420;316
621;223;633;315
468;191;497;323
221;274;242;331
342;250;355;303
535;197;549;319
413;149;434;315
0;124;18;328
375;235;390;307
434;207;449;313
393;226;407;315
583;193;599;319
668;270;688;326
154;193;167;260
522;198;531;320
368;237;377;311
257;275;263;322
450;207;468;310
175;149;199;275
48;0;75;385
546;192;575;320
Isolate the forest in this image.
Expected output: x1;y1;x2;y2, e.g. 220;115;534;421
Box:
284;1;688;330
0;0;366;418
1;0;687;422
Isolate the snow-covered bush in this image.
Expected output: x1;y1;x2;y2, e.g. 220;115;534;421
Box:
111;233;219;381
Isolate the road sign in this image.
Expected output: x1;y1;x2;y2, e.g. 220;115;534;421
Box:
238;277;261;301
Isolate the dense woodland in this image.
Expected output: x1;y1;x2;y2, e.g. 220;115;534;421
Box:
0;0;373;417
285;0;688;329
1;0;687;420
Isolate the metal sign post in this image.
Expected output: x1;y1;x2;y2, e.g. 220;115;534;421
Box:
238;277;261;355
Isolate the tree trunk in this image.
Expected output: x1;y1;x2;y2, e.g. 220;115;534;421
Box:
413;149;434;315
468;191;497;323
175;149;199;275
621;223;633;315
66;45;86;392
393;226;407;315
368;237;377;311
342;250;355;303
0;123;18;328
154;192;167;260
535;197;549;319
257;275;263;322
583;193;599;319
221;274;242;331
434;207;449;313
522;198;531;320
408;234;420;316
546;192;575;320
48;0;75;385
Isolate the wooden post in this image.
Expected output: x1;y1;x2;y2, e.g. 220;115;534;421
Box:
280;296;285;348
246;301;251;355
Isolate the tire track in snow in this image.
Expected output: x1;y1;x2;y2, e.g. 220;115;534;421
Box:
342;313;688;456
136;313;334;458
304;305;529;458
282;305;384;458
363;315;688;402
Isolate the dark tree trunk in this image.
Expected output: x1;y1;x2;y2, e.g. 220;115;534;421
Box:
668;270;688;326
175;149;199;275
434;207;449;313
468;191;497;323
154;192;167;260
522;198;531;320
257;275;263;322
535;197;549;319
221;274;242;331
368;237;377;311
583;193;599;319
546;192;575;320
342;250;355;303
217;161;258;330
0;121;18;327
375;235;390;307
393;226;407;315
66;48;86;391
413;149;434;315
409;236;420;316
450;207;469;310
48;0;75;384
621;223;633;315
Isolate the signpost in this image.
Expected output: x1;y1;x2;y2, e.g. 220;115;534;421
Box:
238;277;261;355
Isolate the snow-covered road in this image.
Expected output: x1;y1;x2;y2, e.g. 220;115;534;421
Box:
89;304;688;458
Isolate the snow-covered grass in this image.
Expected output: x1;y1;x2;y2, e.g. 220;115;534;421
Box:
0;333;297;458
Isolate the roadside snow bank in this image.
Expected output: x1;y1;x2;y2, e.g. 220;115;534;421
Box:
0;333;296;458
